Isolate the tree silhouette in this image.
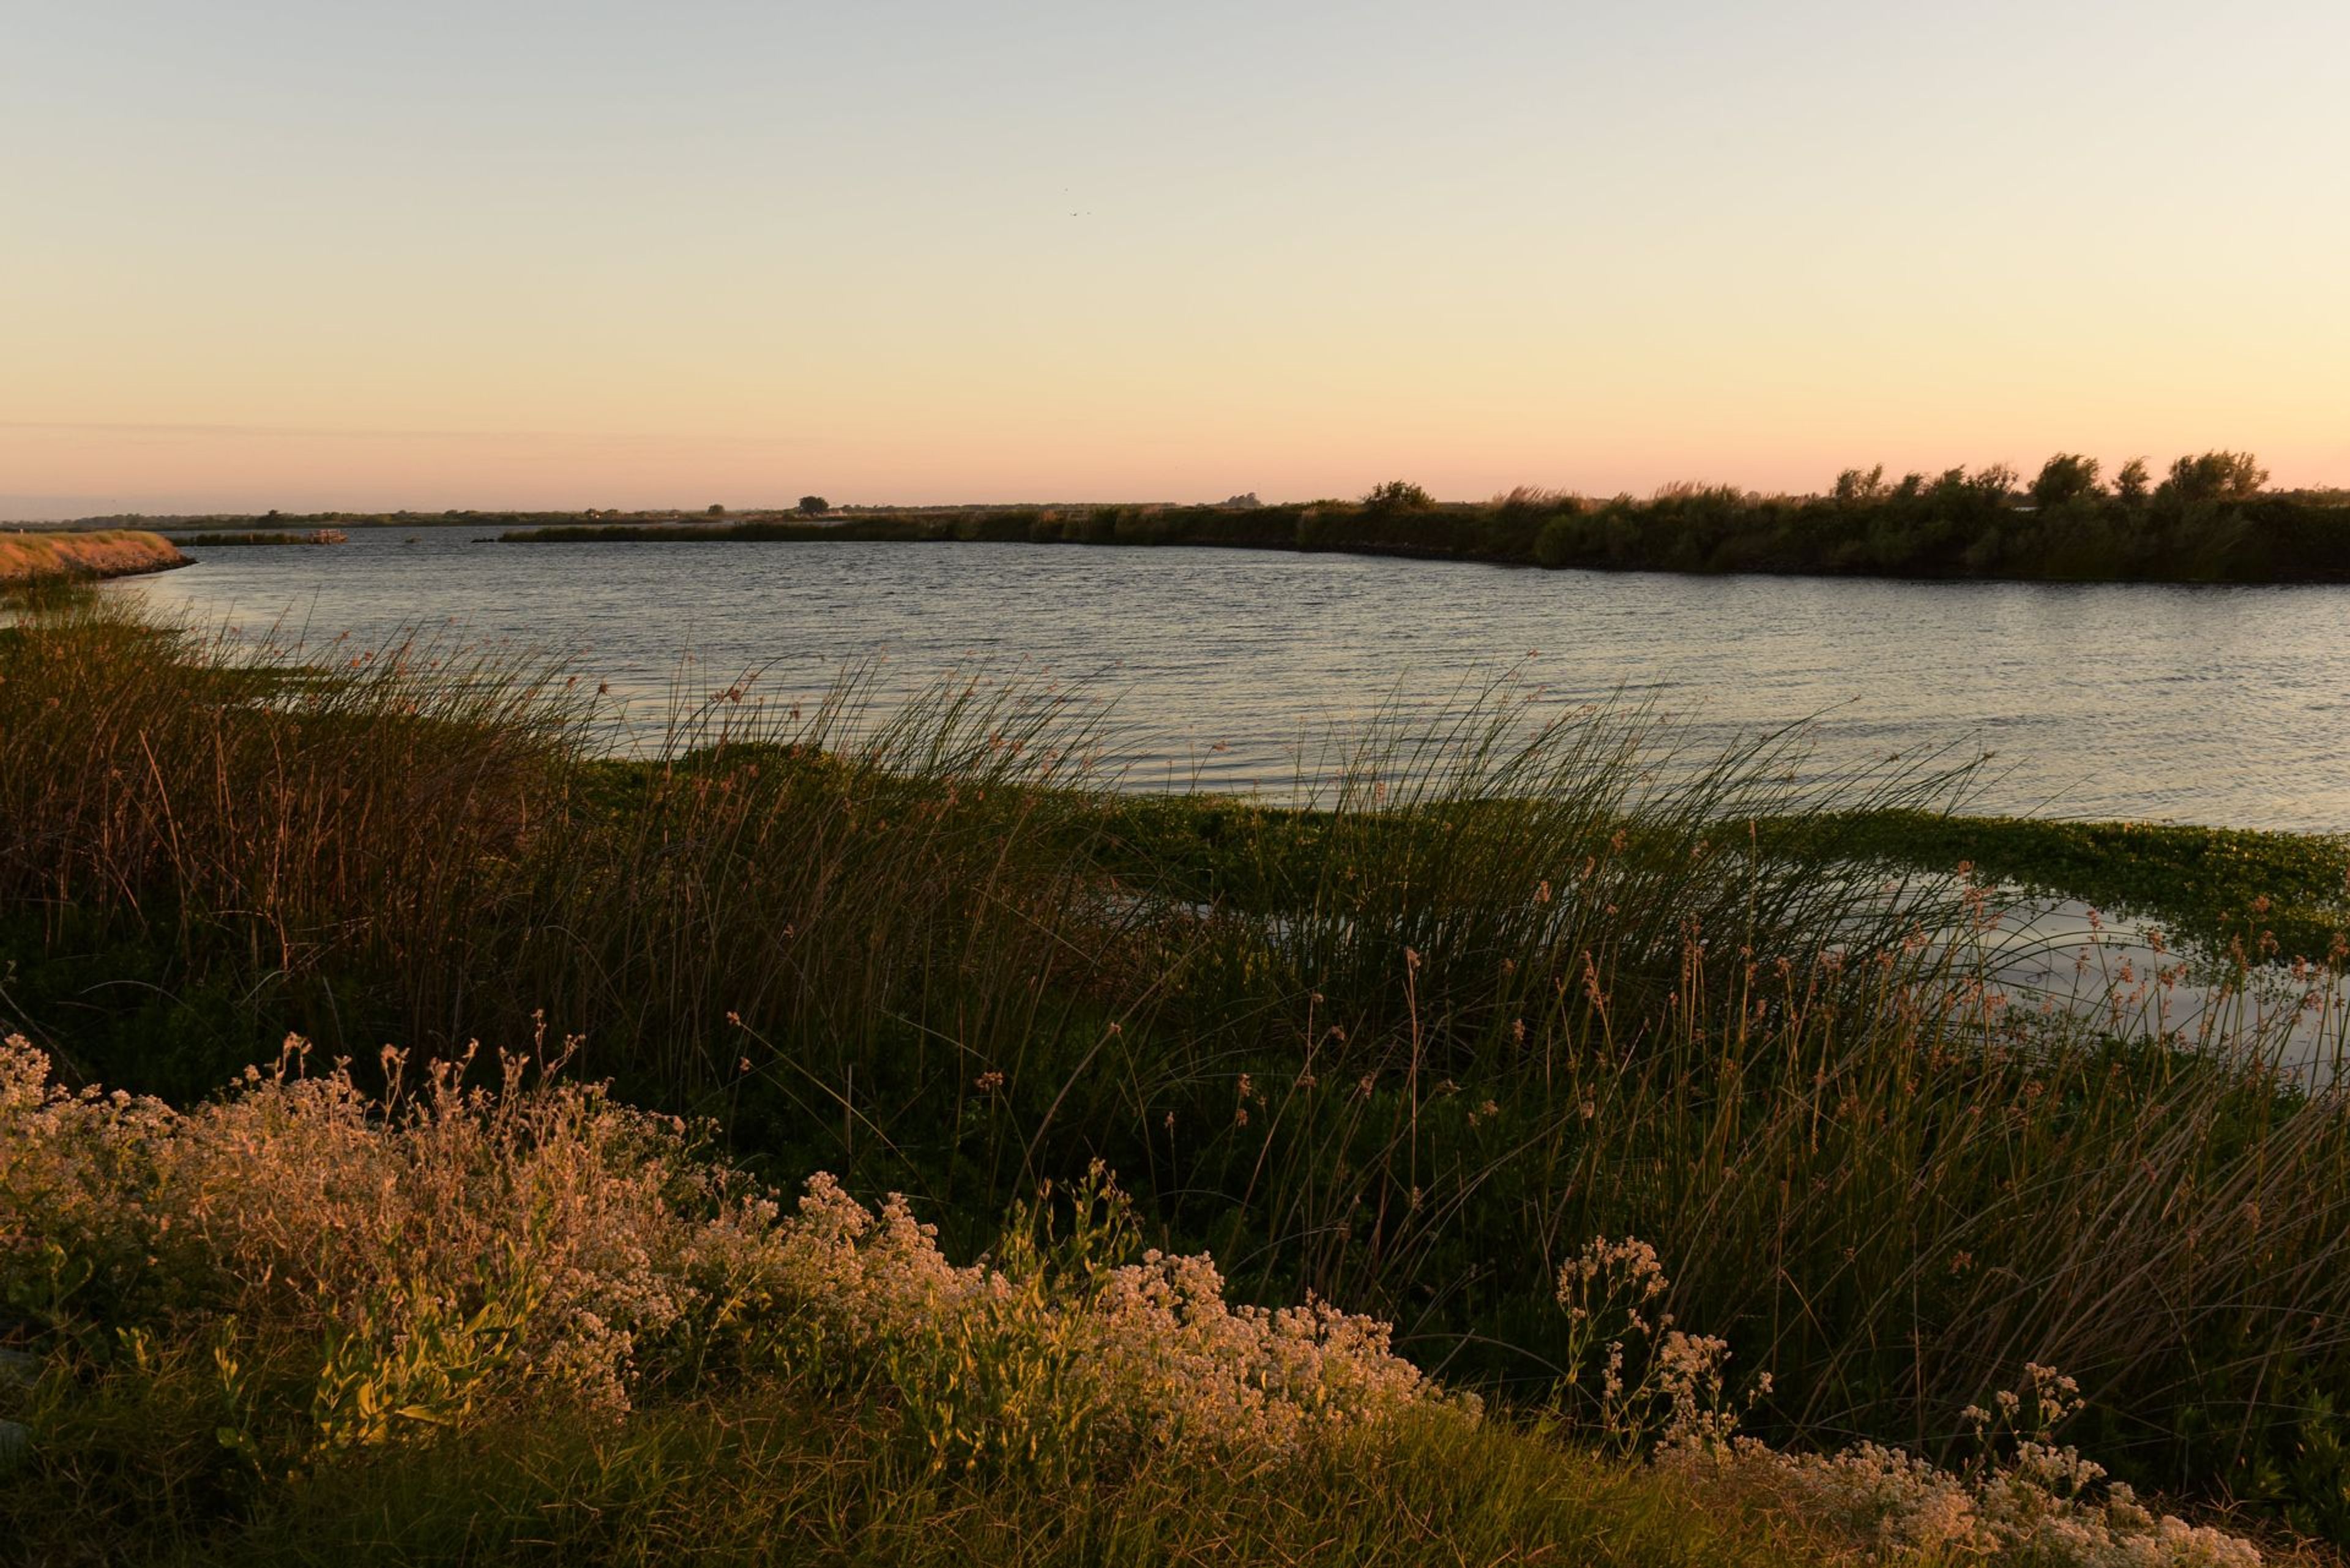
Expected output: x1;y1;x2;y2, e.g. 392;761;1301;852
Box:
1360;480;1433;512
2029;454;2102;508
2162;452;2267;504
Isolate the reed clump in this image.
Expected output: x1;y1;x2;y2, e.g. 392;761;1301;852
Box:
4;596;2350;1542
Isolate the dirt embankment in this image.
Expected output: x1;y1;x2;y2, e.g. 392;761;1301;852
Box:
0;529;189;586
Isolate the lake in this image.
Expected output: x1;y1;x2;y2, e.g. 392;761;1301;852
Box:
106;530;2350;831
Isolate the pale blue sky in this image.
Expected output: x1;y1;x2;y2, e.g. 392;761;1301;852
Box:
5;1;2346;513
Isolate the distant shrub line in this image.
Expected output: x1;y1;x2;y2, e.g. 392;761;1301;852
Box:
502;455;2350;584
179;529;348;547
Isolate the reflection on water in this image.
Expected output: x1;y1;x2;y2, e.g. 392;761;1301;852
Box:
1956;891;2349;1080
108;531;2350;829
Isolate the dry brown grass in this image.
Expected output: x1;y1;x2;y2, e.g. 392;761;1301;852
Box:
0;529;187;585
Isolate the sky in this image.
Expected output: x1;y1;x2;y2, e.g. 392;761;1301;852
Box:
4;0;2346;517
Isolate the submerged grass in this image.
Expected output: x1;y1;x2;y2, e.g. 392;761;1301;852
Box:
5;595;2350;1546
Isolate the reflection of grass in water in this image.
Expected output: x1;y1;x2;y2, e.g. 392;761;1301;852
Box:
6;594;2350;1540
1773;810;2350;966
1090;801;2350;971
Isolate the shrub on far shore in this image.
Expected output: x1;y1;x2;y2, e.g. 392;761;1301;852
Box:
1360;479;1436;513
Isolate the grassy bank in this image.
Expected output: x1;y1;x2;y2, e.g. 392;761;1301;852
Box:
7;1377;1813;1567
4;597;2349;1551
498;461;2350;586
0;529;187;586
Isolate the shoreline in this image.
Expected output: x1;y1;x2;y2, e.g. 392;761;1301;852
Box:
491;490;2350;589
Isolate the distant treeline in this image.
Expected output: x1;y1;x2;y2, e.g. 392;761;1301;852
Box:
501;454;2350;584
181;528;349;547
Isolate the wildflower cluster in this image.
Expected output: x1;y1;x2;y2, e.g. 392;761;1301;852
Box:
1562;1234;2264;1568
1554;1234;1751;1454
757;1170;1466;1479
1726;1431;2259;1568
2;1034;741;1422
0;1037;1457;1478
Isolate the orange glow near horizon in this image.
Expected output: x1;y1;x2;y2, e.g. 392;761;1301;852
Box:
6;2;2346;518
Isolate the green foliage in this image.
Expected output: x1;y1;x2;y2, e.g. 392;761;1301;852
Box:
308;1266;544;1453
2218;1353;2350;1542
2;1368;1807;1566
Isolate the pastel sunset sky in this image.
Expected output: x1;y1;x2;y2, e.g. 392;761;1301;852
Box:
6;1;2346;517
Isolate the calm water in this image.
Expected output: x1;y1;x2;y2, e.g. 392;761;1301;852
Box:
106;531;2350;830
